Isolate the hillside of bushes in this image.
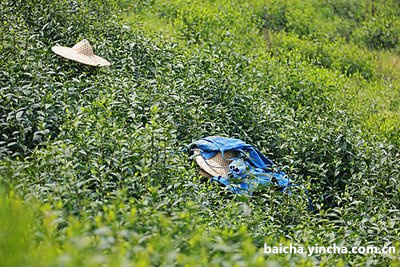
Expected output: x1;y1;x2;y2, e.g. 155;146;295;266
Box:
1;0;399;266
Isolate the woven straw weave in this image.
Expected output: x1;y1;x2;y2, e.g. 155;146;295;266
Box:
193;149;237;177
52;39;110;67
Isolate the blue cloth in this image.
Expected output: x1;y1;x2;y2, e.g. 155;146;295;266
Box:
189;136;292;195
189;136;274;169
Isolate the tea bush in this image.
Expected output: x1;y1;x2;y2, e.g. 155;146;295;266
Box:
353;16;400;50
1;0;400;266
272;34;376;80
126;0;400;144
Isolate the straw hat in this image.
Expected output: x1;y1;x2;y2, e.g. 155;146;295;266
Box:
51;39;110;67
193;149;237;177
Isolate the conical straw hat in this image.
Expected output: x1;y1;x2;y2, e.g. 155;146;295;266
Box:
193;149;237;177
51;39;110;67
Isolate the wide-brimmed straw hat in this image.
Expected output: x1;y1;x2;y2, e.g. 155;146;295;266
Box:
51;39;110;67
193;149;237;177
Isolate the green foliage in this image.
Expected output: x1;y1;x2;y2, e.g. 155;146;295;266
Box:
353;16;400;50
1;0;400;266
273;34;376;80
123;0;400;143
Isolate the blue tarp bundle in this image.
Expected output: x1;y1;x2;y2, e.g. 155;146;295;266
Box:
189;136;294;195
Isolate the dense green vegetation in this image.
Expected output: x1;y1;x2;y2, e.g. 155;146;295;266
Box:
1;0;399;265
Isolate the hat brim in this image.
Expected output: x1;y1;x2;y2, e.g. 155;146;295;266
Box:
52;46;111;67
193;149;236;177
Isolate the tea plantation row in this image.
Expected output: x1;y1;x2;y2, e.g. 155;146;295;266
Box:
0;0;399;266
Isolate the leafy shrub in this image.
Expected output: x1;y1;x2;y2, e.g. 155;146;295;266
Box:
0;0;400;266
323;0;366;22
273;33;376;80
263;0;317;37
353;16;400;50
